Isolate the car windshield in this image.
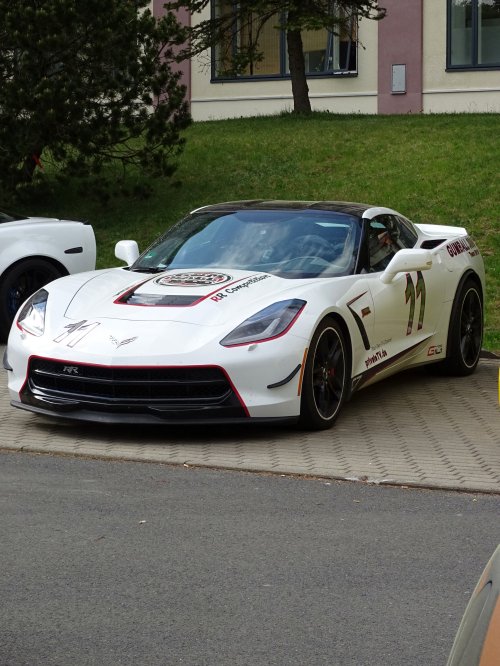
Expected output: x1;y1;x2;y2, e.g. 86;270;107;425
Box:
131;209;362;279
0;210;26;223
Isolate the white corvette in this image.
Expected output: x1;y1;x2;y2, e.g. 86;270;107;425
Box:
0;210;96;341
3;201;485;429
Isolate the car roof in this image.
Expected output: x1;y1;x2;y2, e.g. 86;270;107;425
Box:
191;200;375;218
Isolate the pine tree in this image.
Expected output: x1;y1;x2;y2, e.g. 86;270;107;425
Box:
0;0;191;196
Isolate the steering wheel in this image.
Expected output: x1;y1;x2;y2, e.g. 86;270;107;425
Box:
280;255;331;271
290;234;336;259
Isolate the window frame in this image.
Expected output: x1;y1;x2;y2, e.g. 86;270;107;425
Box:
210;3;358;82
447;0;500;71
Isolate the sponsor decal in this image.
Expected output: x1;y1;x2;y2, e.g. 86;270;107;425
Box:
365;348;387;369
405;272;426;336
427;345;443;356
54;321;138;350
116;273;269;307
371;338;392;352
155;272;232;287
110;335;138;349
346;292;371;351
354;338;431;392
446;236;479;258
211;274;271;302
351;375;363;392
54;320;101;347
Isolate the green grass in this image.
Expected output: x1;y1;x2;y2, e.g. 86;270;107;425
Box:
21;113;500;351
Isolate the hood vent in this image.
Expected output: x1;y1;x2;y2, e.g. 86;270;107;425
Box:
118;293;203;307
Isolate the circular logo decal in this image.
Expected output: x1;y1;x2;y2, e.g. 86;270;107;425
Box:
155;272;232;287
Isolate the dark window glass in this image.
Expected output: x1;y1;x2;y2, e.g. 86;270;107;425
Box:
132;209;362;279
450;0;473;66
213;1;357;79
368;215;416;273
479;0;500;64
449;0;500;68
0;210;25;223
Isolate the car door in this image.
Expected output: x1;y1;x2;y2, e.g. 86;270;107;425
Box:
363;214;444;366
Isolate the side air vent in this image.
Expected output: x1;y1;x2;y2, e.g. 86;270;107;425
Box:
420;239;446;249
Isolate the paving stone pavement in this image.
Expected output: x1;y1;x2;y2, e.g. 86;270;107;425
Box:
1;344;499;493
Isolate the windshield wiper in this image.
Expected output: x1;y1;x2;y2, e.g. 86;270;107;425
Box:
129;266;167;273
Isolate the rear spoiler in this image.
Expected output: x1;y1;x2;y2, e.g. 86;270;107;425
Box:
415;223;467;238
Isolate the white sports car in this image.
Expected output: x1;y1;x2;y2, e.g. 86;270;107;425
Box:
0;210;96;341
3;201;485;430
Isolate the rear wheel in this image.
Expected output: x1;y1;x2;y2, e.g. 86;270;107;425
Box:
440;278;483;376
0;259;63;341
299;318;348;430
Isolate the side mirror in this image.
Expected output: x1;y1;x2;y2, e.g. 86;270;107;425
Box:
115;240;139;266
380;249;432;284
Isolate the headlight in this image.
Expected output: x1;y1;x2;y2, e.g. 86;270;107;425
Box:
16;289;49;336
220;299;306;347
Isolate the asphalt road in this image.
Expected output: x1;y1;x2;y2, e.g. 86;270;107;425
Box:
1;451;499;666
2;349;499;494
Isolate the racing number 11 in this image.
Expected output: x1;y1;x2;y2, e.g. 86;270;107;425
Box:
405;271;426;335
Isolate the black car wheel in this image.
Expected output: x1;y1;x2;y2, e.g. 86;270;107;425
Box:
0;259;63;341
440;278;483;376
299;318;347;430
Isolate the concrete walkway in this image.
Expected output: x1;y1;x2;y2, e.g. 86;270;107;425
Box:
1;344;499;493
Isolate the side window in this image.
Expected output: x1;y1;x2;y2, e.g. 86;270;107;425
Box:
212;3;358;80
368;215;402;272
447;0;500;69
395;215;418;248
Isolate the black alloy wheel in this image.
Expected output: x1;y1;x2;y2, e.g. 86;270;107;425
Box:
299;318;347;430
440;278;483;376
460;286;483;368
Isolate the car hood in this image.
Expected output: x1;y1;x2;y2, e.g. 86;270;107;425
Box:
0;215;83;228
62;267;308;326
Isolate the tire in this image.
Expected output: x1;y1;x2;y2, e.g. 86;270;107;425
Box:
439;278;483;376
0;258;64;341
299;318;348;430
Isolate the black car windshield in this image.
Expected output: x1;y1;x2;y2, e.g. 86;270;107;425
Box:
0;210;26;224
131;209;362;279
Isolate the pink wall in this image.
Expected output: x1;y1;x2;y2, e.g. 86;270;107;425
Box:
377;0;423;114
152;2;191;104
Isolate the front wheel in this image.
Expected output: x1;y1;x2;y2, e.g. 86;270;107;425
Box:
0;259;64;341
439;278;483;376
299;318;348;430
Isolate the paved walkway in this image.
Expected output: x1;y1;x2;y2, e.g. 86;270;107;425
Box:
1;344;499;493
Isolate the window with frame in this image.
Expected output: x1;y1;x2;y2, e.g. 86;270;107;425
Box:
212;1;357;80
448;0;500;68
367;215;417;273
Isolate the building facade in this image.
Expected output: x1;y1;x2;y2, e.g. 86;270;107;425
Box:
152;0;500;120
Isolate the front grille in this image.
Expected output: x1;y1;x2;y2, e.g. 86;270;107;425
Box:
23;357;246;419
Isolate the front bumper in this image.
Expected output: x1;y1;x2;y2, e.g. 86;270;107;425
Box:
7;327;307;424
18;356;248;423
10;399;298;425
